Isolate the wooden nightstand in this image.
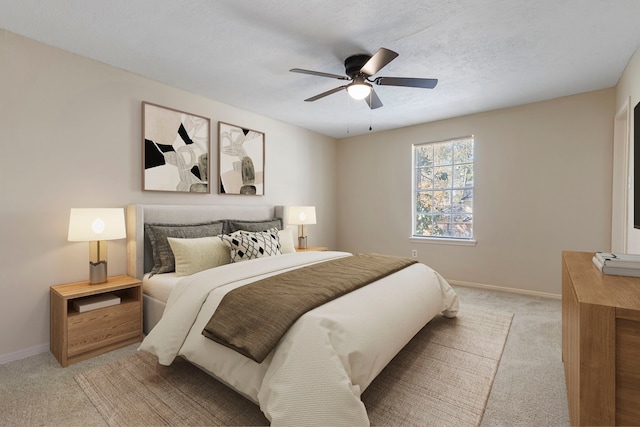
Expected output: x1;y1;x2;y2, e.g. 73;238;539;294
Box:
50;275;142;367
295;246;328;252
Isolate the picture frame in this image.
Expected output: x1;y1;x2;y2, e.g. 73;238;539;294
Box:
142;102;210;193
218;121;265;195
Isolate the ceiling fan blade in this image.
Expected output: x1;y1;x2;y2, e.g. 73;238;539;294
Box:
365;89;383;109
373;77;438;89
360;48;399;76
290;68;349;80
304;85;347;102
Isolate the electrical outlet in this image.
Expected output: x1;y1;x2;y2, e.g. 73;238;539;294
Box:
411;249;418;258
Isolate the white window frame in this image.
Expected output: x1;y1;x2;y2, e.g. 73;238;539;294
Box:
411;135;476;245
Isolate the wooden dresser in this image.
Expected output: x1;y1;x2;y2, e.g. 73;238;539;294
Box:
562;251;640;426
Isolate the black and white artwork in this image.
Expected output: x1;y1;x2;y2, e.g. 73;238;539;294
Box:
218;122;265;195
143;102;210;193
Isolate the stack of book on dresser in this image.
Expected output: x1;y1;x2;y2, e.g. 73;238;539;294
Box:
592;252;640;277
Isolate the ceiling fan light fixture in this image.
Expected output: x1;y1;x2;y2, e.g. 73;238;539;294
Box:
347;81;372;100
290;47;437;109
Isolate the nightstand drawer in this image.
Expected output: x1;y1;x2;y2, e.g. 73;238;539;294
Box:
67;301;141;358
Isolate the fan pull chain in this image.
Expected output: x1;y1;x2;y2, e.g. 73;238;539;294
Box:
346;92;351;134
369;93;373;132
369;92;373;131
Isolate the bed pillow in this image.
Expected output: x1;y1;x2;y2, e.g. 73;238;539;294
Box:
226;218;283;233
167;236;231;276
221;228;282;262
278;228;296;254
146;221;225;274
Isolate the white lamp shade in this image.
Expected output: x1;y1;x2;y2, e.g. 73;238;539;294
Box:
288;206;316;225
347;83;372;100
68;208;126;241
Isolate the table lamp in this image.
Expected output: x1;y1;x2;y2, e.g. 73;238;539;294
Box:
288;206;316;249
68;208;126;284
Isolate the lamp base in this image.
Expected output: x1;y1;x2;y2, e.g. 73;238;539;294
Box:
298;236;308;249
89;261;107;284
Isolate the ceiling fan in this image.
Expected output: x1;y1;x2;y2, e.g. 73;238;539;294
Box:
290;47;438;109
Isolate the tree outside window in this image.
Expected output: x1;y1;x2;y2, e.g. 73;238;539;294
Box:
413;136;474;239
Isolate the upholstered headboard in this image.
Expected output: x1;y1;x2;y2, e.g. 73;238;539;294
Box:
126;204;286;279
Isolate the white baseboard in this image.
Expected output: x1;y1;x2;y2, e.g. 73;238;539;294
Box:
448;279;561;300
0;343;49;365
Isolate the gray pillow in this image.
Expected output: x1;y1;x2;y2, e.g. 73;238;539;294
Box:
145;221;225;275
226;218;282;233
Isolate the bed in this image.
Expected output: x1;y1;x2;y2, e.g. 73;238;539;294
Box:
127;204;459;426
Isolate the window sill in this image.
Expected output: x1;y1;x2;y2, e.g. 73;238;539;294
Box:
409;236;477;247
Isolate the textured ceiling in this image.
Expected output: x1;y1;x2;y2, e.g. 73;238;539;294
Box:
2;0;640;138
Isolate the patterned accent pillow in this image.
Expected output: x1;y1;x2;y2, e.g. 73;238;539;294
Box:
145;222;225;275
221;228;282;262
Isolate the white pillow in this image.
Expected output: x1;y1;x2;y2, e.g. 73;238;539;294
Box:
167;236;231;276
221;228;282;262
278;228;296;254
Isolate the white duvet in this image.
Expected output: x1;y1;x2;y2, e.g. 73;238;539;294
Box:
139;251;459;426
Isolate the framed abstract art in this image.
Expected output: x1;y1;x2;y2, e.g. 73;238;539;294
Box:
142;102;210;193
218;121;265;195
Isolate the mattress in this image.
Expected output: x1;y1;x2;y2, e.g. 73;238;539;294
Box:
142;272;178;303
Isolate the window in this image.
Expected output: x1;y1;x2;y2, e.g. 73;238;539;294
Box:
412;136;474;240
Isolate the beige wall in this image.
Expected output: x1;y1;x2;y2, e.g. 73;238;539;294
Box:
0;27;626;362
616;48;640;254
337;89;615;295
0;30;338;362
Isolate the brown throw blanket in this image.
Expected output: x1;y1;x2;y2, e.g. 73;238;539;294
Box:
202;253;417;363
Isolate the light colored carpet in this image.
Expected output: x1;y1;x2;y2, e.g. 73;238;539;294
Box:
75;304;512;426
0;285;569;426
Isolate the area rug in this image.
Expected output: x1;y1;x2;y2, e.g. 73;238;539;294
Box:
75;304;512;426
